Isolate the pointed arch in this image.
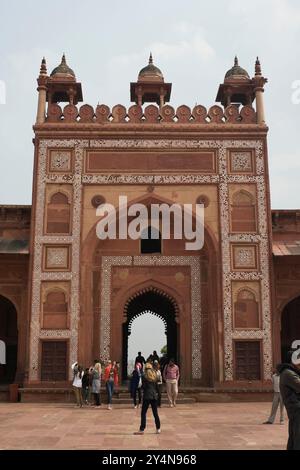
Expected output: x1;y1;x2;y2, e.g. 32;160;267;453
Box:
234;287;260;328
121;283;179;380
231;189;257;232
42;288;68;329
46;190;71;234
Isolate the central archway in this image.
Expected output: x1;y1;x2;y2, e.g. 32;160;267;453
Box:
122;287;179;380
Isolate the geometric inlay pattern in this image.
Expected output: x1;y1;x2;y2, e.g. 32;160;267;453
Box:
230;151;253;173
44;246;70;270
49;150;72;173
232;245;258;270
101;255;202;379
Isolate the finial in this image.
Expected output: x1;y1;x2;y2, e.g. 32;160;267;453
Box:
255;56;262;75
40;57;47;75
61;53;67;65
234;56;238;66
149;52;153;64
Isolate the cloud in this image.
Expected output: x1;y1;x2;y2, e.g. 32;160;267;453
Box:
108;25;215;70
228;0;300;33
150;34;215;61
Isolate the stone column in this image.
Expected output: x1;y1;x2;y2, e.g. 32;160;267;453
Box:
36;85;47;124
160;94;165;109
36;59;48;125
255;87;266;124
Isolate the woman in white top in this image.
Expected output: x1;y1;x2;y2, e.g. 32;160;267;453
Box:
71;362;83;408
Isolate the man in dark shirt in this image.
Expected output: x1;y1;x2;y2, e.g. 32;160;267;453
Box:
279;349;300;450
135;352;146;368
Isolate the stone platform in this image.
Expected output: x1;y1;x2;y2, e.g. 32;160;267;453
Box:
0;402;287;450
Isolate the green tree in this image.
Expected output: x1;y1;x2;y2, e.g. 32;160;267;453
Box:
160;345;167;356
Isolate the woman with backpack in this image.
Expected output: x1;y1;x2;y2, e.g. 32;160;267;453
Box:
134;361;161;435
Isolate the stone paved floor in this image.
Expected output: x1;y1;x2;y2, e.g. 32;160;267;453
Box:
0;402;288;450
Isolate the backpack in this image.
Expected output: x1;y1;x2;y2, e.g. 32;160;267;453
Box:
144;364;157;383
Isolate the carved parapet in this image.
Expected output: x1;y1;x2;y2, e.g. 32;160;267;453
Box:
79;104;94;122
95;104;110;123
45;103;258;124
47;103;62;122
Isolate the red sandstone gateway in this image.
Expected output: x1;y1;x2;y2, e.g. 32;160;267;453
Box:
0;54;299;402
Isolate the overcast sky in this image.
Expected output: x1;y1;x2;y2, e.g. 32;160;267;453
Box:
1;0;300;208
1;1;300;360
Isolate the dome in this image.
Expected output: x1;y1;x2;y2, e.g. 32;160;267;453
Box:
50;54;75;78
138;53;164;82
225;56;250;81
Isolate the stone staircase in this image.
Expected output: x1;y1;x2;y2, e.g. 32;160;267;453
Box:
17;386;196;404
112;389;196;405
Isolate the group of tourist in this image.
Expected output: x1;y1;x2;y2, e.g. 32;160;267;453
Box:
131;352;180;434
71;359;119;410
71;351;180;435
71;347;300;446
130;351;180;409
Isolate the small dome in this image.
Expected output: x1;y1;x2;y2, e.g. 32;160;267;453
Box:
138;53;164;82
50;54;75;78
225;56;249;81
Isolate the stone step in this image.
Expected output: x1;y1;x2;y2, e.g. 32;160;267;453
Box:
109;397;196;405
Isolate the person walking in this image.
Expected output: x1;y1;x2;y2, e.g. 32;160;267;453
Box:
92;362;102;408
279;350;300;450
104;360;118;410
153;360;162;407
135;352;146;369
134;361;161;435
81;368;90;405
263;366;284;424
71;362;83;408
130;362;142;408
114;361;120;397
163;358;180;407
151;351;160;363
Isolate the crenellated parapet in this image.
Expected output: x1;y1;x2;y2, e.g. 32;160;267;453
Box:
45;103;257;125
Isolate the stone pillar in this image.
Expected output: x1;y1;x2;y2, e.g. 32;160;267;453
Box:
36;85;47;124
36;59;48;125
160;94;164;109
255;87;266;124
254;58;267;125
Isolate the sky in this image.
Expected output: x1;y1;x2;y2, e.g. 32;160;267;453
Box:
1;0;300;359
128;313;166;368
0;0;300;207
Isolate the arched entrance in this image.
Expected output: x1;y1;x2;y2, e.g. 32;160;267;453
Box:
122;287;179;380
0;295;18;383
281;296;300;362
81;192;221;386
